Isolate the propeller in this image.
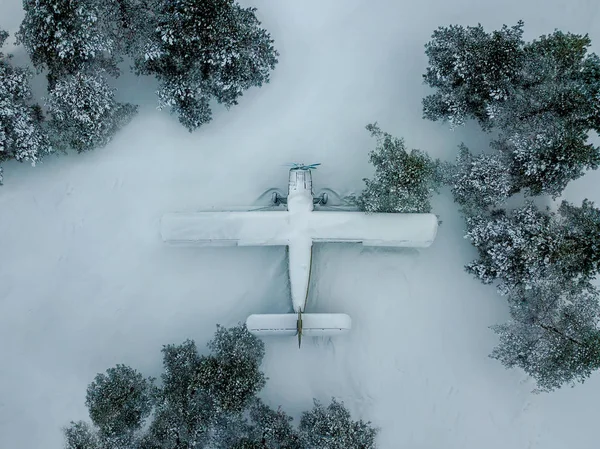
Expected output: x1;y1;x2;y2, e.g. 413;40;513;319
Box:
285;162;321;171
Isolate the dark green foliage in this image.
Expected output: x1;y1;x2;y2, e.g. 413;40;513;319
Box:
198;324;266;413
45;71;137;152
139;399;213;449
444;144;511;213
556;199;600;281
466;198;600;390
63;421;101;449
299;398;378;449
512;32;600;131
491;277;600;392
196;354;266;414
423;21;525;129
466;199;600;293
0;30;51;183
208;323;266;363
17;0;122;87
356;124;441;213
243;399;301;449
423;22;600;198
85;364;156;437
135;0;279;131
491;116;600;198
65;324;379;448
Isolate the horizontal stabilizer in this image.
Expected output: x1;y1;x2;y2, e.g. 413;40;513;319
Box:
246;313;351;336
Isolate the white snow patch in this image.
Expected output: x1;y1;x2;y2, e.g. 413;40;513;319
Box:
1;1;600;448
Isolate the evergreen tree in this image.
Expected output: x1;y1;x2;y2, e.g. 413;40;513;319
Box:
135;0;278;131
196;324;266;413
491;116;600;198
63;421;101;449
111;0;157;57
0;30;51;184
466;200;600;293
556;199;600;282
491;277;600;392
422;21;525;129
299;398;378;449
493;30;600;133
464;203;562;293
45;71;138;152
85;364;156;437
356;123;441;213
445;144;511;213
17;0;122;87
66;325;379;448
239;399;301;449
149;339;214;448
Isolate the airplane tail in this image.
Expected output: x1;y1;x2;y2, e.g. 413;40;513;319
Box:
246;313;351;348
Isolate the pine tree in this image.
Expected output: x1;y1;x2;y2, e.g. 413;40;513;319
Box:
556;199;600;282
141;339;214;449
422;21;525;129
45;71;138;153
196;324;266;413
465;200;600;294
356;123;441;213
85;364;156;437
299;398;378;449
445;144;511;213
494;30;600;133
63;421;101;449
0;30;51;184
239;399;301;449
423;22;600;198
491;277;600;392
17;0;122;87
135;0;278;131
490;115;600;198
66;325;379;448
464;203;561;293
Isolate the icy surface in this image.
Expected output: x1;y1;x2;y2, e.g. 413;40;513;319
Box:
1;1;600;448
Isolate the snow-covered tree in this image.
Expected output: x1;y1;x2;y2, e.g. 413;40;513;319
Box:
299;398;378;449
63;421;101;449
0;30;51;184
241;399;301;449
491;114;600;199
66;325;379;448
356;123;441;213
422;21;525;129
45;71;137;153
424;22;600;197
493;30;600;134
17;0;122;87
491;277;600;392
111;0;156;57
465;199;600;293
556;199;600;282
196;324;266;413
85;364;156;437
445;144;512;213
464;203;561;293
135;0;278;131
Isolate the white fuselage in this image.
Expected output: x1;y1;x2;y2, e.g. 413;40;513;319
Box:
286;169;315;312
160;167;439;315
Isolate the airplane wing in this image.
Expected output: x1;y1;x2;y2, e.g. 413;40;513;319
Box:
160;211;292;246
308;212;438;248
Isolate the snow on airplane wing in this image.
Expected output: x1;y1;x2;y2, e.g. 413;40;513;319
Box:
160;211;292;246
308;212;438;247
246;313;352;336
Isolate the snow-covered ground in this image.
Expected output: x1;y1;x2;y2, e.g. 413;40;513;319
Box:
1;1;600;448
